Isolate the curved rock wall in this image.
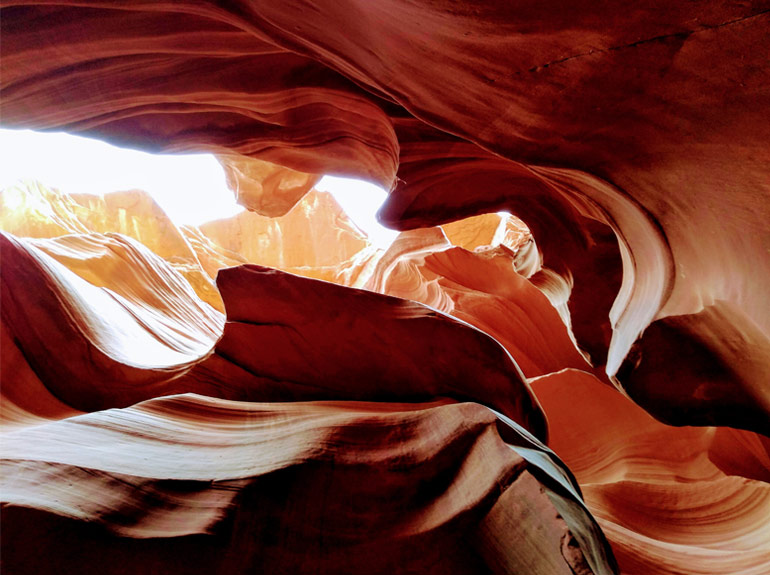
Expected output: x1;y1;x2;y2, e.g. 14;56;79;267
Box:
1;2;769;573
5;3;767;425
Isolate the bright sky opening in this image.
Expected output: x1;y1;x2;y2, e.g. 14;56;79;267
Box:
0;129;398;249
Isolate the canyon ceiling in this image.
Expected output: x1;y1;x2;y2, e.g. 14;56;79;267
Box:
1;2;769;574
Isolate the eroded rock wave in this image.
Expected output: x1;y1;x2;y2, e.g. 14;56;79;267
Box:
1;2;769;573
1;229;618;574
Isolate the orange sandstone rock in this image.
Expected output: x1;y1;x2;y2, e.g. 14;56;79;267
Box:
1;2;769;573
217;153;321;217
0;230;615;574
531;369;770;575
366;229;593;378
441;212;531;253
199;189;380;286
0;181;225;310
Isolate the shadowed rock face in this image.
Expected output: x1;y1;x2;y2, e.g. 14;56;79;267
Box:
1;2;769;574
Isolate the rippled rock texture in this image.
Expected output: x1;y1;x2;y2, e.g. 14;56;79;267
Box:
1;2;769;574
1;225;615;574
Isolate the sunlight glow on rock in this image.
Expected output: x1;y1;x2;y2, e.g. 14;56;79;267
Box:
0;129;395;248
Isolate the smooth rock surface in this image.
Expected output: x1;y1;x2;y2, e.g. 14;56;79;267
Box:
1;2;768;573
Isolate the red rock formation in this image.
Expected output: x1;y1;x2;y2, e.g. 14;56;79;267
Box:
4;1;767;432
366;229;594;378
0;232;221;411
0;229;616;573
530;369;770;575
1;2;769;573
0;394;615;574
1;231;542;432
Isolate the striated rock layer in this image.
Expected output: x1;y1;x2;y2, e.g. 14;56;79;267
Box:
531;369;770;575
0;180;227;310
0;180;382;304
2;184;768;574
3;1;769;434
1;2;769;574
1;395;613;575
1;228;616;574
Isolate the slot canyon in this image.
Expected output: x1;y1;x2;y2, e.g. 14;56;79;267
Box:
1;2;769;574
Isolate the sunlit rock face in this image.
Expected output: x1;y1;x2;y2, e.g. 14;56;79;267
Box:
0;181;225;310
365;228;594;379
217;154;321;217
199;188;381;287
0;180;381;303
1;2;769;574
